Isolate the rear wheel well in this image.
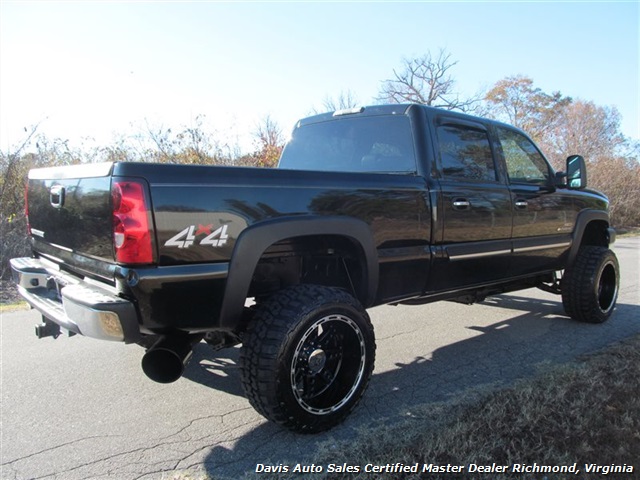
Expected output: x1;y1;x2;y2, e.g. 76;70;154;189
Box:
247;235;368;304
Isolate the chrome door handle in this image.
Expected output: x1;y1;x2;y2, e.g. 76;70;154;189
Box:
514;199;528;209
452;199;471;210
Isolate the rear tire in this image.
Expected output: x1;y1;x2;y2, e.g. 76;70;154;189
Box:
562;246;619;323
240;285;375;433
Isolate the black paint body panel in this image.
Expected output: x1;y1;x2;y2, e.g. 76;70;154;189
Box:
23;104;612;335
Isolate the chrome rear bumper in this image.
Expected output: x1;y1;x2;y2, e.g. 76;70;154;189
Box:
10;257;140;343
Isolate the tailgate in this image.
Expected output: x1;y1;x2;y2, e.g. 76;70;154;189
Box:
27;163;115;272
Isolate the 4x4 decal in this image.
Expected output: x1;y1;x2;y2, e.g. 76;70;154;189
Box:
165;224;229;249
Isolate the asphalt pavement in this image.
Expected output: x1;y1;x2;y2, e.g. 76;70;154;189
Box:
1;237;638;480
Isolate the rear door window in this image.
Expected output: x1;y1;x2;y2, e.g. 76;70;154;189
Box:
436;124;497;182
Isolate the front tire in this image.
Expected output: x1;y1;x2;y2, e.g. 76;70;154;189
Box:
562;246;619;323
240;285;376;433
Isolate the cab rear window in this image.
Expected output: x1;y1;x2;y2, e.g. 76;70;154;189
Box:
278;116;417;174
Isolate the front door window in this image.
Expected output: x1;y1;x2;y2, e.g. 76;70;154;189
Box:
497;128;550;186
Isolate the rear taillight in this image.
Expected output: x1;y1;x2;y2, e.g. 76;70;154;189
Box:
112;180;155;264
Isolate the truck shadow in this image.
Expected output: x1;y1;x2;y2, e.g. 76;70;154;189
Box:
182;344;244;398
182;296;639;479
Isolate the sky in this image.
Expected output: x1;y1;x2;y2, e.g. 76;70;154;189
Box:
1;1;638;155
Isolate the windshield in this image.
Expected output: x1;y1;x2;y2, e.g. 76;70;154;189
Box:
278;115;416;174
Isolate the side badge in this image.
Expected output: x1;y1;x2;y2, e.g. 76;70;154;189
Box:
165;224;229;249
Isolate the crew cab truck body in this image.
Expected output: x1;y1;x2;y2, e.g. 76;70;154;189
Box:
11;104;619;432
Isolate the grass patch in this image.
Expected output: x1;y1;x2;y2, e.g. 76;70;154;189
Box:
616;226;640;237
325;336;640;479
232;335;640;480
0;301;28;313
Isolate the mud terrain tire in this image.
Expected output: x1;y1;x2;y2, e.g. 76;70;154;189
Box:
240;285;376;433
562;246;619;323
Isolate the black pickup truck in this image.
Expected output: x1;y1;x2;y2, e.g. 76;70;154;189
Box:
11;104;619;432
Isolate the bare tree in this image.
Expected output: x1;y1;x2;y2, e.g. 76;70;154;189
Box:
540;100;638;227
250;115;285;168
484;76;638;227
322;90;360;111
141;121;176;162
484;75;571;144
0;126;41;278
589;154;640;227
378;49;478;111
0;125;39;209
309;90;361;115
548;100;626;162
136;115;239;165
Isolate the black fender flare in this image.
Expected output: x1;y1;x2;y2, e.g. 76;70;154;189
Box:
218;216;379;330
567;209;614;267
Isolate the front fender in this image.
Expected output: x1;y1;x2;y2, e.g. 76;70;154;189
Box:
568;209;613;267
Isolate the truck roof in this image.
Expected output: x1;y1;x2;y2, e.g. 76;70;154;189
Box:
296;103;522;135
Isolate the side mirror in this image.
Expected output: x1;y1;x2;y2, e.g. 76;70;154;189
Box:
566;155;587;189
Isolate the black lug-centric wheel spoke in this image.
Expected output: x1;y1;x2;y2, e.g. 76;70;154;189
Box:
291;314;366;414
